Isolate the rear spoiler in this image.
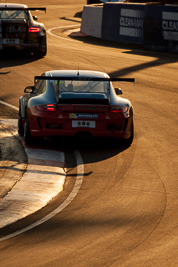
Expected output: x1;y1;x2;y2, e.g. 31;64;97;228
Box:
34;76;135;83
28;8;46;13
0;7;46;13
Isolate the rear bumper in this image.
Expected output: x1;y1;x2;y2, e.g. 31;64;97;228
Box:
0;36;46;51
27;108;133;140
0;42;43;51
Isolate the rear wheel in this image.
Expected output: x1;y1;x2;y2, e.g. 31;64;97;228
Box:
24;116;33;144
124;123;134;147
38;45;47;57
18;107;24;136
115;122;134;147
37;36;47;57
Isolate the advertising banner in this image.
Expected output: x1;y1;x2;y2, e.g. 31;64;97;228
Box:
162;6;178;52
144;5;178;52
101;3;145;44
83;2;178;53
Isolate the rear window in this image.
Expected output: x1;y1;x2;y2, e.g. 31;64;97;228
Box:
49;79;110;96
0;10;28;19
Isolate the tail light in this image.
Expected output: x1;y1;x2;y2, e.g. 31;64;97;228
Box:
111;106;128;113
111;105;131;118
36;104;57;111
28;27;41;33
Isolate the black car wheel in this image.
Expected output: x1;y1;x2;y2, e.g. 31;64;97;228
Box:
24;116;33;144
41;47;47;57
18;107;24;136
125;123;134;147
38;36;47;57
38;44;47;57
116;122;134;147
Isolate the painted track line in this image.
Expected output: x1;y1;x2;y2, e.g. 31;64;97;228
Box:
0;100;18;111
47;24;80;42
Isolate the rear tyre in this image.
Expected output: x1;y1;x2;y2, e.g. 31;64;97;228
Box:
37;37;47;57
38;45;47;57
124;123;134;147
18;108;24;136
24;116;33;144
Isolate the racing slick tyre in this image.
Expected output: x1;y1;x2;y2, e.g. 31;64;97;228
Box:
124;123;134;147
18;108;24;136
38;45;47;57
24;116;33;144
37;37;47;57
116;123;134;147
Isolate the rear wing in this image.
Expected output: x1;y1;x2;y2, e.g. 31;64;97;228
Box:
34;76;135;83
0;7;46;13
28;8;46;13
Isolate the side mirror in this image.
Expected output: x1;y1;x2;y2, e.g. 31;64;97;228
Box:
115;88;123;95
24;86;37;94
33;16;38;21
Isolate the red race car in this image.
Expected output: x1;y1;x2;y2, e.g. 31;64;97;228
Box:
18;70;135;145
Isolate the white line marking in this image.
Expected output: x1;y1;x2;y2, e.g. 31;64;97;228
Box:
162;12;178;21
25;148;65;162
47;24;80;42
0;100;18;111
121;9;144;19
0;150;84;241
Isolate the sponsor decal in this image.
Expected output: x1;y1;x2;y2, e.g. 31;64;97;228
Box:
8;24;24;33
120;9;144;38
162;12;178;41
58;115;63;118
69;113;98;119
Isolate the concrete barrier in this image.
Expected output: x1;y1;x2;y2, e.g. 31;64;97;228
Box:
81;5;103;38
81;2;178;52
144;4;178;52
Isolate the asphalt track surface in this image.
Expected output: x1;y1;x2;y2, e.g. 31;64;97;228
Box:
0;0;178;266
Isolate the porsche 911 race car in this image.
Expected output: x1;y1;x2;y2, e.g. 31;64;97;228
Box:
18;70;134;145
0;3;47;56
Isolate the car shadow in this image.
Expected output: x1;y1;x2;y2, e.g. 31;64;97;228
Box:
0;49;43;71
68;32;178;73
27;135;131;165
